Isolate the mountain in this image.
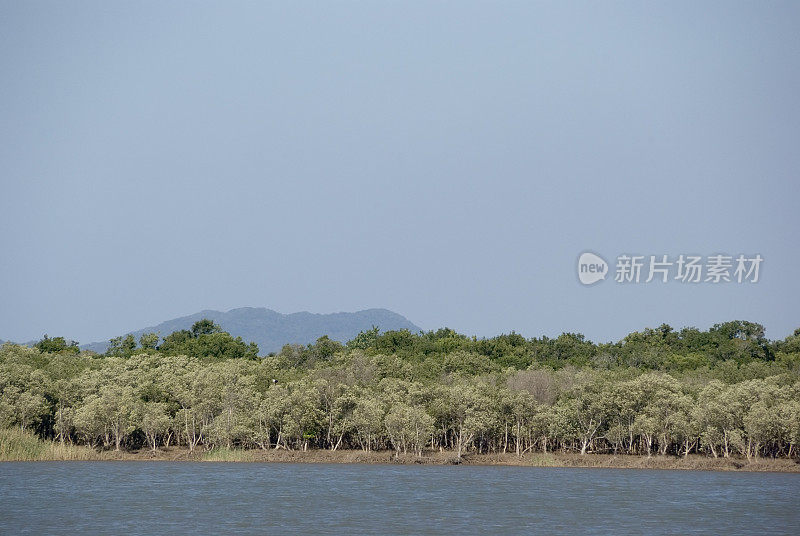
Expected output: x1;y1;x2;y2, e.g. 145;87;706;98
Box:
0;338;38;347
79;307;421;354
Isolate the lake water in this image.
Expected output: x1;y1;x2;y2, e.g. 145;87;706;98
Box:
0;462;798;534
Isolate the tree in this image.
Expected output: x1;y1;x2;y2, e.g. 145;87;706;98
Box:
565;374;614;455
139;333;160;351
35;335;79;355
347;326;380;351
159;330;194;354
309;336;343;361
206;361;258;449
385;403;433;456
503;389;536;456
191;319;221;337
136;402;171;452
433;380;493;458
45;354;85;445
74;381;137;451
352;393;383;452
253;384;289;450
107;334;137;357
2;319;799;460
281;380;322;451
159;328;258;360
710;321;772;361
0;385;48;432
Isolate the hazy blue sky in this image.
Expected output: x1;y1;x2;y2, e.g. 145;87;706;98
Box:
1;2;798;344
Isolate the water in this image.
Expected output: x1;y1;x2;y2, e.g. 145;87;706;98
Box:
0;462;798;535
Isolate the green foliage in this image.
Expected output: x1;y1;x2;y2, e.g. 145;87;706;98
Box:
107;334;137;357
34;335;79;355
0;428;98;461
142;319;258;359
159;330;193;353
191;319;222;337
139;333;159;350
201;446;255;462
346;326;380;350
2;319;799;459
309;336;343;361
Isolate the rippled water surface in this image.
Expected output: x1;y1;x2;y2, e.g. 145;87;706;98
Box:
1;462;798;534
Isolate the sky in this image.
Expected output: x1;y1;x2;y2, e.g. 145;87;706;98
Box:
1;2;798;345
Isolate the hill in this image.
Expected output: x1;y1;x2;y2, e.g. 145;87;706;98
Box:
79;307;421;354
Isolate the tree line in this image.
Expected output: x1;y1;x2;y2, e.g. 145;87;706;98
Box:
2;320;799;459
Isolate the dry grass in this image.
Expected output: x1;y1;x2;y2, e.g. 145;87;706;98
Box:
0;428;102;461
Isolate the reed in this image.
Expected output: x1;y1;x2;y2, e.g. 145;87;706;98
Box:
0;428;100;461
201;447;255;462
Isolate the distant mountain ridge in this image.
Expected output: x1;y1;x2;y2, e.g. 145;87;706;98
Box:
77;307;421;354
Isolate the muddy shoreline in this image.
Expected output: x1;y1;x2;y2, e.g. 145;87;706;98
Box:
13;446;799;472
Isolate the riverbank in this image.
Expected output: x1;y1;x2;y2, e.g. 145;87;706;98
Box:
193;448;800;472
2;429;798;471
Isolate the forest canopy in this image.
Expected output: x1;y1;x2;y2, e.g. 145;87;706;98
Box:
1;320;799;459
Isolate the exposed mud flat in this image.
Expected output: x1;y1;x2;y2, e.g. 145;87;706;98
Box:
77;447;800;472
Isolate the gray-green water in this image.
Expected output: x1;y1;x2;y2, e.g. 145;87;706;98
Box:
0;462;798;534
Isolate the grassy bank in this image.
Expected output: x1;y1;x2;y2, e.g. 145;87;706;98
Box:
2;430;798;471
0;428;104;461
